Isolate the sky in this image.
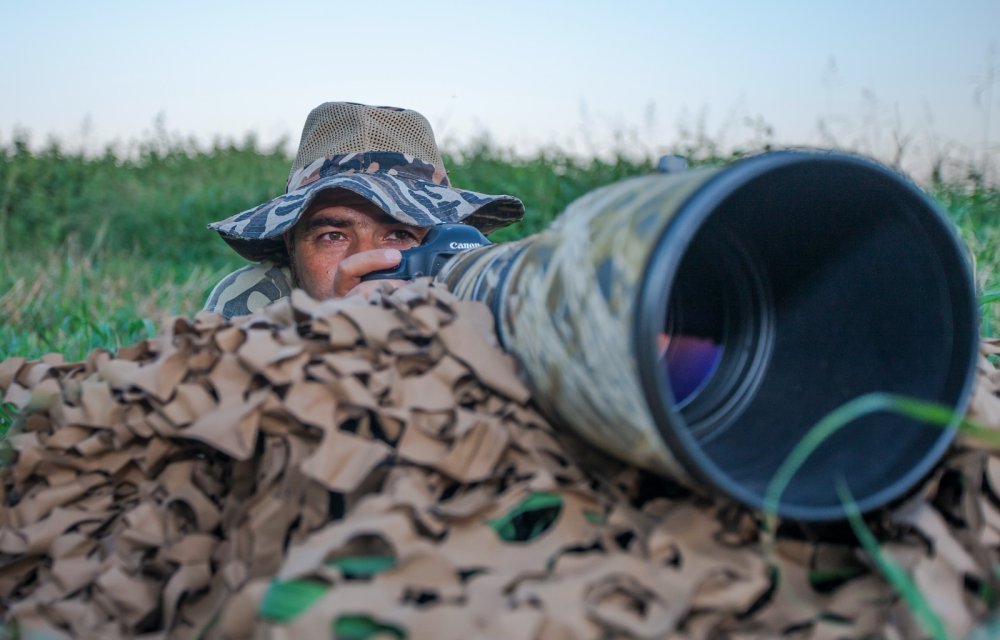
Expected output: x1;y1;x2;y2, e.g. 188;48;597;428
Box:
2;0;998;180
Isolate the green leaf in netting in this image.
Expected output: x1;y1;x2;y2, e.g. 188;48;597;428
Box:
836;479;948;640
974;577;999;608
488;492;563;542
325;555;395;578
807;566;867;591
0;402;16;438
0;442;13;467
332;614;405;639
259;578;330;622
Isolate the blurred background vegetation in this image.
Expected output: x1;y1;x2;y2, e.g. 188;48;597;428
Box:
1;129;997;361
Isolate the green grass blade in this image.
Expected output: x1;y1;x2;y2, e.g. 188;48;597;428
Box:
981;291;1000;306
764;392;1000;517
761;392;1000;637
889;395;1000;448
763;393;896;515
836;479;949;640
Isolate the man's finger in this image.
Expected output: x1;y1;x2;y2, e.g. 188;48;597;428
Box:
334;249;402;297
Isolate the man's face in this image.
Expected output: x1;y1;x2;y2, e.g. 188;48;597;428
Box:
285;190;429;299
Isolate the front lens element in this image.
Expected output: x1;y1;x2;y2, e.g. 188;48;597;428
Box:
662;334;723;405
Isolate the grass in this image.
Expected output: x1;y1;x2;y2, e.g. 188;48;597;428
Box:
935;180;1000;334
837;478;951;640
760;391;1000;638
0;132;997;363
0;135;661;361
0;245;234;361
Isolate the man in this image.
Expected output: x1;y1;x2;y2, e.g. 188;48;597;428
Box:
204;102;525;318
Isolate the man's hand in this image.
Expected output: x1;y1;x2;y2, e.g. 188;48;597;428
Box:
333;248;408;298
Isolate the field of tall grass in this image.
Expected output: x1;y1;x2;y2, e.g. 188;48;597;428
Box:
0;130;997;362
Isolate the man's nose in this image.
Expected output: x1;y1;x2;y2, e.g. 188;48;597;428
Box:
353;233;384;254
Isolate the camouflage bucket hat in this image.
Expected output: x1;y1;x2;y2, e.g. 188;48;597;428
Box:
208;102;526;262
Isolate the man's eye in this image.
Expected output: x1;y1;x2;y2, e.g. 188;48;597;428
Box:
318;231;346;242
387;229;419;242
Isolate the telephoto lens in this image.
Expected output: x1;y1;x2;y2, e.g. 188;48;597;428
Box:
438;151;979;522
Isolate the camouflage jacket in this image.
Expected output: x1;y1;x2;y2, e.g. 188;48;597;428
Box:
203;262;294;319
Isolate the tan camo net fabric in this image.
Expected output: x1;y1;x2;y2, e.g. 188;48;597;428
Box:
2;281;1000;639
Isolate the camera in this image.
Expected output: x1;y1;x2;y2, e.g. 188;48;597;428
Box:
360;223;492;282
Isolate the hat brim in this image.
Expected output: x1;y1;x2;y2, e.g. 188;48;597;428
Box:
208;172;525;262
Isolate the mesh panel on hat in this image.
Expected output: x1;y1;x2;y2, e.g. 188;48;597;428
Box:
288;103;447;188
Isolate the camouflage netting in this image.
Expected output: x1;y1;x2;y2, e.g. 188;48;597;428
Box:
2;282;1000;639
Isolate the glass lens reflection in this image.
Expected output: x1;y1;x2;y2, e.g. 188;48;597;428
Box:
659;333;723;406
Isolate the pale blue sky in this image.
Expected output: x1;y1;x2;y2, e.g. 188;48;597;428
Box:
2;1;998;178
